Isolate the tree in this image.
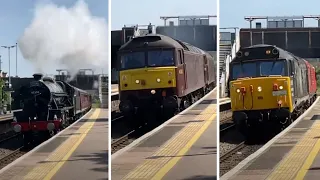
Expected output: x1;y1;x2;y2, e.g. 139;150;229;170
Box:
316;67;320;87
0;79;9;105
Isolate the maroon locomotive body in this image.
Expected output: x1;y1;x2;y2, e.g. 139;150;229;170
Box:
118;34;216;121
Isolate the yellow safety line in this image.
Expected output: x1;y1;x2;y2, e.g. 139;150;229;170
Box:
267;122;320;180
120;102;216;179
295;131;320;179
23;109;101;180
43;109;101;179
151;113;216;180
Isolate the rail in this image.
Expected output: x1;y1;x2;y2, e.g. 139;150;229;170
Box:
220;141;245;162
111;130;135;154
220;100;232;124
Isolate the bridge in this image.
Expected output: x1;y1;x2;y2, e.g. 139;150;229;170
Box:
219;15;320;98
111;15;217;84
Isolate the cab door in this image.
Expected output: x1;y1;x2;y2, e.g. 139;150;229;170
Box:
176;49;187;96
203;55;209;85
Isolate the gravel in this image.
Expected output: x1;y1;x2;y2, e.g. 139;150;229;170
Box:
220;144;263;176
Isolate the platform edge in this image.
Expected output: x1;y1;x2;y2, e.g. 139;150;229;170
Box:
111;87;217;160
0;108;94;174
221;96;320;180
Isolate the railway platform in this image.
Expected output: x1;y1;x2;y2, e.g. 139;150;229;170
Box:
112;89;217;180
222;97;320;180
111;84;118;95
0;108;108;180
220;97;230;104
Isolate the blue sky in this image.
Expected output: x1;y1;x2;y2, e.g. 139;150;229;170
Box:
111;0;217;30
220;0;320;30
0;0;108;77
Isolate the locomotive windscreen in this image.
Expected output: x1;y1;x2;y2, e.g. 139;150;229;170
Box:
120;49;175;70
231;60;286;80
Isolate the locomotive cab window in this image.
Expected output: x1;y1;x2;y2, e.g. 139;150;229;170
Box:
120;51;145;70
148;50;175;67
260;60;285;76
232;62;256;79
231;59;287;80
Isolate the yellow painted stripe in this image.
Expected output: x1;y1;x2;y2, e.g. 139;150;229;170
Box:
151;113;216;180
23;109;101;180
295;131;320;179
122;103;216;179
267;122;320;180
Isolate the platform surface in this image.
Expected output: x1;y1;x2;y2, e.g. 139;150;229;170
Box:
219;97;230;104
112;89;217;180
0;108;108;180
111;84;118;94
223;97;320;180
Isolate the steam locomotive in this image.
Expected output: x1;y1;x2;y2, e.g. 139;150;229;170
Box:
12;73;92;145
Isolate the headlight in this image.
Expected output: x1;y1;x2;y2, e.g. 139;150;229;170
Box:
236;89;240;93
135;80;140;84
151;90;156;94
257;86;262;92
156;78;161;83
279;85;283;90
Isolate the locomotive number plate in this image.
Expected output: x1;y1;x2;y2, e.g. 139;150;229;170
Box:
272;90;287;96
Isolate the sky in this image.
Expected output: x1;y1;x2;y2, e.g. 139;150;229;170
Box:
111;0;217;30
220;0;320;31
0;0;108;77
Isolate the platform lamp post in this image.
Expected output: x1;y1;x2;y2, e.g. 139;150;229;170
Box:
1;45;16;113
15;42;17;77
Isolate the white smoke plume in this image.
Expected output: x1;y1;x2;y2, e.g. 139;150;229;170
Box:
18;0;108;79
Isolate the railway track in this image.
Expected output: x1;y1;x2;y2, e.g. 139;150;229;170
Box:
220;123;235;132
111;130;135;154
220;141;245;162
111;115;124;122
0;145;25;170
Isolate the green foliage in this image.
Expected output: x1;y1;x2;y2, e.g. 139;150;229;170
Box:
316;68;320;76
0;79;9;105
92;96;101;108
316;67;320;93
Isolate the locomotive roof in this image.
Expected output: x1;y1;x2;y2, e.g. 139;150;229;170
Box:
42;80;65;94
232;44;301;63
58;80;88;94
119;34;208;55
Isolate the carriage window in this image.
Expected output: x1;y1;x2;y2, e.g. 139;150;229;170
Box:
260;60;285;76
148;50;174;67
120;51;145;70
232;62;256;79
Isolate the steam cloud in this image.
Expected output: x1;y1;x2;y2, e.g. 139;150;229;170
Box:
18;0;108;78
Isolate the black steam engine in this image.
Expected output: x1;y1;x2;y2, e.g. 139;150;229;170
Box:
12;73;92;145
